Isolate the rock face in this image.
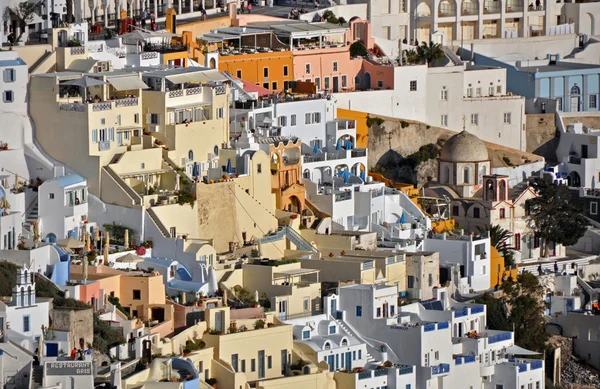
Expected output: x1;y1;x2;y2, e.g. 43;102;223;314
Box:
548;335;600;388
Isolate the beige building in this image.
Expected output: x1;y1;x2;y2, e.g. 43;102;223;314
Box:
405;251;441;301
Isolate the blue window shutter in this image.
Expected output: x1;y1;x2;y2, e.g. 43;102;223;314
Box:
110;128;115;141
92;129;97;143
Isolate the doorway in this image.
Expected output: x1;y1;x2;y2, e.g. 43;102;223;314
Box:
333;76;339;93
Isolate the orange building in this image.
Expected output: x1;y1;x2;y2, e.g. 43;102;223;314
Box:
219;51;294;91
489;246;519;288
269;139;305;214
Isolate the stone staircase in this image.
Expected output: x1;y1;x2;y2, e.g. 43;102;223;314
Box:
23;197;39;232
32;365;43;388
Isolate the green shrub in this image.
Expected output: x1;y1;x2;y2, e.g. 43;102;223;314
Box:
350;41;368;57
93;314;125;354
400;120;409;128
254;319;266;329
366;116;385;128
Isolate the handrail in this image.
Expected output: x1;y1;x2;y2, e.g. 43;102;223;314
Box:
102;166;142;206
146;208;170;238
24;194;38;218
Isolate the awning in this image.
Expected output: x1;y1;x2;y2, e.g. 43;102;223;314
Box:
202;71;227;83
166;71;227;84
504;345;542;355
27;12;44;25
107;76;149;91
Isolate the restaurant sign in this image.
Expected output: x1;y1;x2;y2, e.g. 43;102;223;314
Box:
45;362;92;376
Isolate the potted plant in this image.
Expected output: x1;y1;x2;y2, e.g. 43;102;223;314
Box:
2;144;7;150
183;348;191;356
328;252;334;257
206;378;217;388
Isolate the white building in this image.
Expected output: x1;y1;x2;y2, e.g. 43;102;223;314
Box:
422;234;491;293
0;268;51;352
38;174;94;243
555;121;600;189
549;275;583;316
331;284;545;389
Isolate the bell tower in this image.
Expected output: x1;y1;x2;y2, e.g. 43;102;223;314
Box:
11;268;35;307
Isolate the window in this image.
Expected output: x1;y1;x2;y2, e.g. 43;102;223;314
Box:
499;208;505;219
591;202;598;215
382;0;390;13
241;360;246;372
3;90;13;102
358;350;362;359
503;112;511;124
263;68;269;77
377;80;384;88
268;356;272;369
324;77;330;90
305;64;311;74
272;82;278;90
313;112;321;123
134;113;139;124
217;107;224;119
263;83;269;89
406;386;412;389
48;193;54;199
302;330;311;339
440;89;448;100
496;85;502;94
305;113;312;124
291;114;297;126
557;97;563;111
474;207;480;218
133;290;141;300
482;265;486;275
424;353;429;366
101;118;106;125
428;273;433;287
536;382;540;389
329;325;336;334
470;113;479;125
236;70;242;78
283;66;289;76
440;115;448;127
23;315;30;332
514;233;521;250
341;75;348;88
407;275;415;288
356;306;362;317
303;297;309;312
467;88;473;97
476;87;481;97
148;113;159;124
315;77;321;90
333;62;338;72
251;359;256;372
489;86;494;96
409;80;417;91
434;351;439;360
528;384;533;389
257;164;262;173
452;205;459;216
463;167;470;183
4;68;15;82
590;95;597;109
278;116;287;127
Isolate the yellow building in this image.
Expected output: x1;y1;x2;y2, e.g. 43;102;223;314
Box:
203;306;294;383
489;246;519;288
336;109;368;149
269;140;305;214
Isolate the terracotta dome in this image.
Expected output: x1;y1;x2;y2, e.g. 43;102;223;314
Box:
440;130;489;162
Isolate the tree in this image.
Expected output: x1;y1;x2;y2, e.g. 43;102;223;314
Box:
350;41;368;58
478;225;516;265
476;272;548;353
65;0;74;23
416;41;445;65
10;2;38;43
526;176;587;257
404;48;420;65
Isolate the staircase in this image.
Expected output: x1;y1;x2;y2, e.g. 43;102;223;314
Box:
23;197;39;232
146;208;170;238
102;166;143;206
32;365;43;388
232;183;277;219
283;226;317;253
335;320;378;364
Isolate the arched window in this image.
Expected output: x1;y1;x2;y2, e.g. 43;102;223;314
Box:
486;179;495;201
20;287;25;307
444;166;450;183
499;180;506;201
303;169;310;180
28;286;33;306
324;342;331;350
214;145;219;156
209;58;216;69
463;167;470;184
188;150;194;161
571;85;581;95
341;339;348;346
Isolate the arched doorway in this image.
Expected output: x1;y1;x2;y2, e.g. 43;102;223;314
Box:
363;72;371;90
567;171;581;187
287;196;302;214
46;233;57;243
570;85;581;112
209;58;216;69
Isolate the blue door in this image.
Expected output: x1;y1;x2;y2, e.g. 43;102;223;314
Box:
46;343;59;357
327;355;334;372
330;299;337;316
346;352;352;370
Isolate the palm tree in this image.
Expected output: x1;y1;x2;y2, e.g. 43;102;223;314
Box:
416;41;445;65
404;49;420;65
478;225;516;266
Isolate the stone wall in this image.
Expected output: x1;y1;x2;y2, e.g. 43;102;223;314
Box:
526;114;558;162
52;307;94;348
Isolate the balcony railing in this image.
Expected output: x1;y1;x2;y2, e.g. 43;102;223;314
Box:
98;140;111;151
453;308;469;318
424;324;436;332
92;102;112;112
568;155;581;164
141;52;159;60
59;103;86;112
115;97;139;107
214;86;226;95
530;361;543;370
437;322;449;330
488;332;512;344
70;46;86;55
351;149;367;158
168;89;184;98
373;368;388;377
431;364;450;375
358;371;371;380
518;364;528;373
464;356;476;363
186;87;203;96
335;191;352;202
399;366;413;375
471;305;484;314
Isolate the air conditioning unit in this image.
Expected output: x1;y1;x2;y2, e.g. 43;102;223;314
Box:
148;125;160;133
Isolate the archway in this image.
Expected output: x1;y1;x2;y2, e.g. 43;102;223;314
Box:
438;0;456;17
287;196;302;214
499;180;506;200
351;163;366;181
587;12;596;36
486;179;496;201
209;58;216;69
303;169;311;180
45;233;57;243
363;72;371;90
567;171;581;187
462;0;478;15
416;0;432;17
570;85;581;112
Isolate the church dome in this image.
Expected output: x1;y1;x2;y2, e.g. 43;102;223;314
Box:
440;130;489;162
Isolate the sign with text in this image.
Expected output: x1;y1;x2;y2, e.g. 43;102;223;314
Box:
45;361;92;376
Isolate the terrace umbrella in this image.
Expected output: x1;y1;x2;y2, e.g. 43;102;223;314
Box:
62;76;108;102
14;174;18;190
175;172;181;191
226;159;232;174
57;237;84;250
116;253;144;263
103;231;110;264
399;213;406;224
337;170;351;183
124;229;129;250
313;143;319;154
336;139;341;150
345;139;352;150
82;253;89;283
254;290;259;305
192;162;199;177
0;197;10;211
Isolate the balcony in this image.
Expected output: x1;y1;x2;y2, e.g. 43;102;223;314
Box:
431;364;450;376
335;191;352;202
98;140;111;151
568;155;581;165
351;149;367;158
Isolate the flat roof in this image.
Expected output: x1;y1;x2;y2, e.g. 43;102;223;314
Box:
268;22;347;35
518;62;600;73
274;268;319;277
